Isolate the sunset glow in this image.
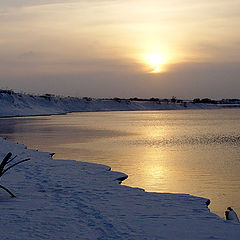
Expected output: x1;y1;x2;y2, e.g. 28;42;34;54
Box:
146;53;167;73
0;0;240;98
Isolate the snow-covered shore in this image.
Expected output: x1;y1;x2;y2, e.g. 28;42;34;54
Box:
1;137;240;239
1;90;240;239
0;91;222;118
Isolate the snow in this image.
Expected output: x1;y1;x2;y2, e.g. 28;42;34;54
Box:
0;91;222;118
0;138;240;239
1;91;240;239
225;208;240;223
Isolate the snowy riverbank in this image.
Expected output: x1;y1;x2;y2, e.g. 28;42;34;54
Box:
1;137;240;239
0;90;222;118
1;90;240;239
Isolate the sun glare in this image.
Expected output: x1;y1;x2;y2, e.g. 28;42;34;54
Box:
145;53;166;73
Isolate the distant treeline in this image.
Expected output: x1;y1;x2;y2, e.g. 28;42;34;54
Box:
108;97;240;105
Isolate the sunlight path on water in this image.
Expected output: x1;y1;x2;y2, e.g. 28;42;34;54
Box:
1;109;240;218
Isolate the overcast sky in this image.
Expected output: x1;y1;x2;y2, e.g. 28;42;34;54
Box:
0;0;240;98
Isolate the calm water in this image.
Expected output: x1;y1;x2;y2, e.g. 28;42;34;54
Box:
1;109;240;218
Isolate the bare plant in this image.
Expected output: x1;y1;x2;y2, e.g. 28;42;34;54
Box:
0;152;30;198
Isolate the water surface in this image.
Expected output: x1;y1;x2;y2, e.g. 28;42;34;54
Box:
1;109;240;218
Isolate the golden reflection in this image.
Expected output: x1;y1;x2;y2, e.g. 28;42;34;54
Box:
126;147;171;192
145;164;166;179
141;124;167;139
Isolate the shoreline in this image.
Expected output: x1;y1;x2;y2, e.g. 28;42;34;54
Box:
1;93;240;238
1;137;240;239
2;90;240;119
0;107;222;119
0;90;225;118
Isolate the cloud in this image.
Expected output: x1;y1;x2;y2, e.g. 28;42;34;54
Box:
0;0;119;9
0;0;74;8
0;0;239;99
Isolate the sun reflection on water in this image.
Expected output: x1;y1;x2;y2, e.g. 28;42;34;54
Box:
2;110;240;218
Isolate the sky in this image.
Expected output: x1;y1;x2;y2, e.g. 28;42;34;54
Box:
0;0;240;99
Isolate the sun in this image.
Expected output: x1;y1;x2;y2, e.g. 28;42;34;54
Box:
146;53;166;73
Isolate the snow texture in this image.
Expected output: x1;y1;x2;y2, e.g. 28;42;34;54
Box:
0;138;240;239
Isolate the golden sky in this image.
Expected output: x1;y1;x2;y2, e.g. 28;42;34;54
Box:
0;0;240;98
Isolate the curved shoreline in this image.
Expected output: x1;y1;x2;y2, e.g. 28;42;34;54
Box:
1;93;240;238
2;133;240;239
1;137;240;239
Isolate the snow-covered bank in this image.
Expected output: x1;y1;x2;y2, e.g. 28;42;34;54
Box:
0;138;240;239
1;90;240;239
0;91;222;118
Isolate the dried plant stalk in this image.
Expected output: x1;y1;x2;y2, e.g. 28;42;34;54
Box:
0;152;30;198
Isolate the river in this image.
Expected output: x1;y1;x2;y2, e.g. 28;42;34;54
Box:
1;109;240;218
